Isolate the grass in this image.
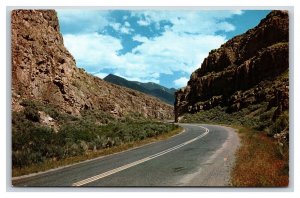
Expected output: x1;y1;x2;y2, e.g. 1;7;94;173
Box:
230;127;289;187
180;104;289;187
12;99;183;177
12;127;183;177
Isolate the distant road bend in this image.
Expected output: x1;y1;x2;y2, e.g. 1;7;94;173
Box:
12;124;240;187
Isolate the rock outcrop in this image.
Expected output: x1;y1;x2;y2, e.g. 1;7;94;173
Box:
175;10;289;122
12;10;173;119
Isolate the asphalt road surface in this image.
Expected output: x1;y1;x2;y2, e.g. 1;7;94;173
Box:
12;123;240;187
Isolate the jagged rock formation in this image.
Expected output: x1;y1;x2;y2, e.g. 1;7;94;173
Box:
175;10;289;122
11;10;173;119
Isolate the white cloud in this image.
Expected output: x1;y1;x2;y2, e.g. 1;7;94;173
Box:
110;22;133;34
174;77;189;88
63;33;161;83
129;31;226;74
110;23;121;31
120;26;132;34
124;21;130;27
137;19;150;26
114;73;160;84
132;10;242;34
232;10;244;15
63;33;123;70
217;22;236;32
60;10;244;87
63;30;226;87
94;72;109;79
132;35;149;43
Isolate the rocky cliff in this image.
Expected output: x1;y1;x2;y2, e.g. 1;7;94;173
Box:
11;10;173;119
175;10;289;122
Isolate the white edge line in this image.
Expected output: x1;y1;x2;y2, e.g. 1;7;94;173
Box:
12;126;186;181
72;125;209;187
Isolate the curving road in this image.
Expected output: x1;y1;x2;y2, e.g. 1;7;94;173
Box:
12;123;240;187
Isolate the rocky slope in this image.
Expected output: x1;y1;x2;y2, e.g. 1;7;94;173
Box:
104;74;175;105
11;10;173;120
175;10;289;122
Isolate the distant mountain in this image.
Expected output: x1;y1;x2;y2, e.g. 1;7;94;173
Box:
133;81;175;95
104;74;176;105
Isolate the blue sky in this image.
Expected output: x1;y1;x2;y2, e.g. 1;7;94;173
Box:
57;9;271;89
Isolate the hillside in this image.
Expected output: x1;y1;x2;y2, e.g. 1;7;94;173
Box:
11;9;180;174
104;74;175;105
175;10;289;125
11;10;173;120
174;10;289;186
134;81;175;95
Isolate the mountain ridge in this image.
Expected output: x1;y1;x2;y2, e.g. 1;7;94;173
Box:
104;74;176;105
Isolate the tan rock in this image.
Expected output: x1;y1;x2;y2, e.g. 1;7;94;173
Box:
12;10;173;120
175;10;289;121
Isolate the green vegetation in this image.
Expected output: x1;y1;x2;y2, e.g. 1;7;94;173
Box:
180;103;289;187
181;103;288;134
12;100;179;176
269;111;289;136
104;74;175;105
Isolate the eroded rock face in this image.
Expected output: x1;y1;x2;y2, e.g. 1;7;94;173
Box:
175;10;289;122
12;10;173;119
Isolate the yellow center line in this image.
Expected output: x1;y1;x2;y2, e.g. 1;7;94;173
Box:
72;125;209;187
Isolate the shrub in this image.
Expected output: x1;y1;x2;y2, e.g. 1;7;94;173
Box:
80;109;115;124
24;106;40;122
43;106;60;120
79;141;89;153
12;107;178;169
12;150;30;168
269;111;289;136
20;99;37;108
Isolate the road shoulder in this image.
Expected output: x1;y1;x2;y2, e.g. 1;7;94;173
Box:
179;125;240;186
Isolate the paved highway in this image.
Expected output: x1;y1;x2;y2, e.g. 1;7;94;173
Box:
12;123;240;187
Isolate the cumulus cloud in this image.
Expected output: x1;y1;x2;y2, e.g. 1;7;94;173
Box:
132;10;242;34
63;33;123;70
59;10;243;87
174;77;189;88
64;31;225;84
132;35;150;43
128;31;226;75
124;21;130;27
137;19;150;26
63;33;162;83
110;23;121;31
109;22;133;34
120;26;133;34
